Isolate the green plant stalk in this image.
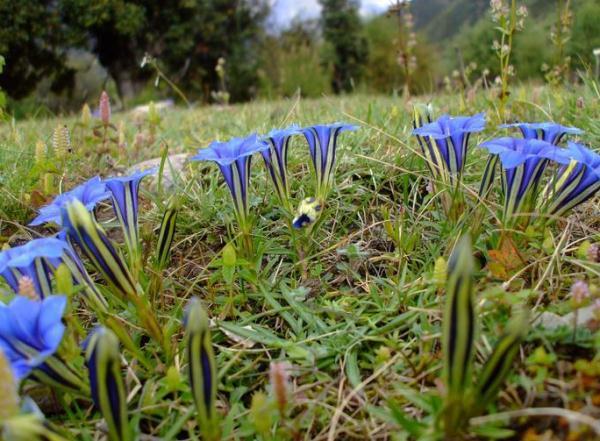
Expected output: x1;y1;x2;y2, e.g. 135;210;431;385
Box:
146;59;191;108
498;0;517;120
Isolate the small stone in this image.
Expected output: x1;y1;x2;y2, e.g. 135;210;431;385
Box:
128;153;189;192
533;311;569;330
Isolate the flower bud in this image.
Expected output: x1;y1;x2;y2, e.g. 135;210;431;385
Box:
155;197;179;270
571;280;590;307
99;91;111;126
86;327;130;441
184;298;219;440
433;257;447;291
269;361;291;415
34;140;46;164
587;243;600;263
81;103;92;127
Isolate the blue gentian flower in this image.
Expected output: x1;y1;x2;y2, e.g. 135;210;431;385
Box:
260;125;300;209
301;123;357;199
190;134;269;227
500;122;582;145
30;176;110;226
542;142;600;217
0;238;67;298
412;113;485;182
479;137;570;224
104;169;155;271
0;295;66;380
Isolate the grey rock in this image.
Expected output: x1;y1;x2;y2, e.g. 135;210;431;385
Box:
533;311;570;330
128;153;189;191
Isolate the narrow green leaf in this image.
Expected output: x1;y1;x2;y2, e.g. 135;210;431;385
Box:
473;310;529;412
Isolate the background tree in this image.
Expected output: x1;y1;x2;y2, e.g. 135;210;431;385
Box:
568;0;600;72
61;0;268;104
363;15;436;95
0;0;75;100
258;20;332;98
59;0;148;102
319;0;368;93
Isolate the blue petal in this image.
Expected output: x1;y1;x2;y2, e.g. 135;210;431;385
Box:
191;134;269;166
6;238;67;268
30;176;110;226
499;151;529;168
413;113;485;138
37;296;67;351
500;122;583;144
565;142;600;169
105;168;155;184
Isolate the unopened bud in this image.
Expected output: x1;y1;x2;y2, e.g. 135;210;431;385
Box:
34;140;46;164
81;103;92;127
586;243;599;263
433;257;447;290
117;121;126;149
99;91;111;126
269;361;291;415
571;280;590;307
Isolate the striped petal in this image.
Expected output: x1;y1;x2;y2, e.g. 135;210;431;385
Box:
301;123;357;199
61;200;137;300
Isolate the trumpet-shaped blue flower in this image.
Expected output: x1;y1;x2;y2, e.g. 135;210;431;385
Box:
30;176;110;226
412;113;485;183
191;134;269;228
542;142;600;217
301;123;358;199
479;137;570;224
0;295;66;380
500;122;582;145
105;169;155;271
260;125;301;209
0;238;67;298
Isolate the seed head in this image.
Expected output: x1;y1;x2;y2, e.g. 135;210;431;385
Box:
53;124;72;158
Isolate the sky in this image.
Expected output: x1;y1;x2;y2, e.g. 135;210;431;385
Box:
268;0;391;30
